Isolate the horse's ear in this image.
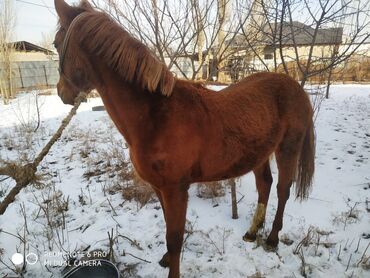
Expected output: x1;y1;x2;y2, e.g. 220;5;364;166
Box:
80;0;93;11
54;0;76;25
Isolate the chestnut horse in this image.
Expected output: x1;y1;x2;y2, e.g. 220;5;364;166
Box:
53;1;315;277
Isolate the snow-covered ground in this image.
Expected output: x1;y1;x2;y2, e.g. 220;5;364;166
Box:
0;85;369;277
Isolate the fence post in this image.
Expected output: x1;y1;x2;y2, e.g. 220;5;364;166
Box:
43;65;49;87
18;66;24;89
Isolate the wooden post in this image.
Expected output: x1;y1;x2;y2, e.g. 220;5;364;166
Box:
229;179;238;219
43;65;49;87
18;66;24;89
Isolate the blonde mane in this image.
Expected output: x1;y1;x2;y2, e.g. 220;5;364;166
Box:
74;11;175;96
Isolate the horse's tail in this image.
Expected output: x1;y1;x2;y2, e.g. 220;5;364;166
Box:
295;118;315;201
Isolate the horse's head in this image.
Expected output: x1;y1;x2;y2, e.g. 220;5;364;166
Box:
54;0;95;105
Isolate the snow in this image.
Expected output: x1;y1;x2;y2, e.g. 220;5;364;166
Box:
0;84;369;277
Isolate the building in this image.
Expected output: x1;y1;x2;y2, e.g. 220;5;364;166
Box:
0;41;59;92
212;21;343;82
11;41;57;61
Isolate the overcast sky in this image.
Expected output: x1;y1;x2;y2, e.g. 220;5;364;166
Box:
13;0;76;44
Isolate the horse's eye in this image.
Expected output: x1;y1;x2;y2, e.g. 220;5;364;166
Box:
53;40;58;48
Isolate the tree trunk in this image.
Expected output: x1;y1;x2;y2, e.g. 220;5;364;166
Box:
325;66;333;99
216;0;228;82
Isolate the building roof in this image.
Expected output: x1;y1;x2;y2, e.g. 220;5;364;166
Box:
229;21;343;48
10;41;55;55
272;21;343;46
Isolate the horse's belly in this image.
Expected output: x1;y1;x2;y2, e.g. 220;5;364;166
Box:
196;155;251;182
198;140;276;182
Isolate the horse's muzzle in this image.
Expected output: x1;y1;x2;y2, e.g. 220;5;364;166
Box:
57;83;75;105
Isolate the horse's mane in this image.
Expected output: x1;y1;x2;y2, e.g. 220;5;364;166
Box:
73;8;175;96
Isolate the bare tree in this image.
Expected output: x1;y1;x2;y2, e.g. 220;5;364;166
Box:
92;0;250;80
238;0;370;88
286;0;369;86
0;0;16;104
39;31;56;60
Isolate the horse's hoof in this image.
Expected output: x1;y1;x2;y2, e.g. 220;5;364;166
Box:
265;237;279;250
158;253;170;268
243;232;256;242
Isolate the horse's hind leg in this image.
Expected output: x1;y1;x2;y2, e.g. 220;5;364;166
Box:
266;132;304;248
243;161;273;242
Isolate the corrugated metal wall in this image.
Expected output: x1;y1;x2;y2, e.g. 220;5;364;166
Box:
0;60;59;91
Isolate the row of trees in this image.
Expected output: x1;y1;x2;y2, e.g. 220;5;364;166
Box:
90;0;369;87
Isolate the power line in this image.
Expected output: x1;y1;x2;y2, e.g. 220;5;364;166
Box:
15;0;55;10
15;0;56;17
40;0;56;16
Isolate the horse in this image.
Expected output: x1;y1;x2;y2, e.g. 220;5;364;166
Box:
53;1;315;277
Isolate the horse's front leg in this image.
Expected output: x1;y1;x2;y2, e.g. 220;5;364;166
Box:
153;188;170;268
160;186;189;278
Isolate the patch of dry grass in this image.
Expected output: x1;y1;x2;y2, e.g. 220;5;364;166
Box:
196;181;225;199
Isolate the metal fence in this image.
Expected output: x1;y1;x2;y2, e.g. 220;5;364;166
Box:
0;61;59;91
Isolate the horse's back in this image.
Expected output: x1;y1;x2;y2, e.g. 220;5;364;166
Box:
222;72;302;96
223;72;312;121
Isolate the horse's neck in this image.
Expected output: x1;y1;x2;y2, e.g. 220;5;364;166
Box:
93;63;152;146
